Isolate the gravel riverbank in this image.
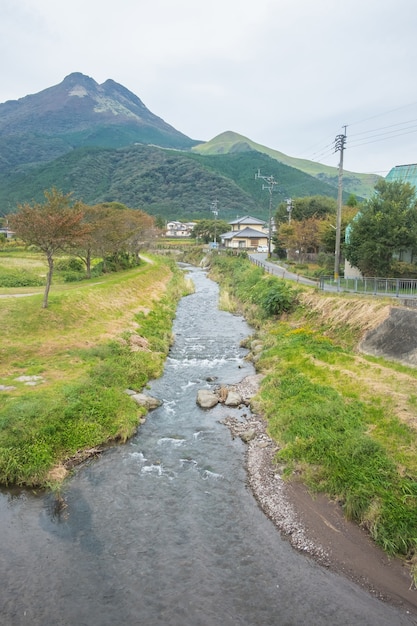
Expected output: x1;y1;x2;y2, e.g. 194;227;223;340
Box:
221;375;417;618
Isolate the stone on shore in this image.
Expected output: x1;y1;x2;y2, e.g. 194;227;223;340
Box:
130;392;162;410
240;428;256;443
196;389;219;408
224;391;243;407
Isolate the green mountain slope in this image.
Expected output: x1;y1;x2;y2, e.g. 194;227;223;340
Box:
192;131;380;198
0;144;344;221
0;145;257;220
0;145;352;220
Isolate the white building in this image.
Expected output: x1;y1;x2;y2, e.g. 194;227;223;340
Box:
165;221;196;237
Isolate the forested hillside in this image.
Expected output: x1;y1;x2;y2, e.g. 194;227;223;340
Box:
0;145;342;221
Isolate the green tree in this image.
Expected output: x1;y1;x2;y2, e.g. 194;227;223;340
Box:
318;205;360;253
345;180;417;277
275;195;337;224
154;215;165;230
9;188;90;308
191;219;230;243
346;193;359;207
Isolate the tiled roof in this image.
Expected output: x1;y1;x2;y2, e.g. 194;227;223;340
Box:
228;215;266;226
222;227;268;239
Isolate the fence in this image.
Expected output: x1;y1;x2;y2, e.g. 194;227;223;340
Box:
319;276;417;299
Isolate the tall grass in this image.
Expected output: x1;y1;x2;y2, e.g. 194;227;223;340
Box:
257;325;417;556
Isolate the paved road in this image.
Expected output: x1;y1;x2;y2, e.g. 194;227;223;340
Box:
248;253;319;288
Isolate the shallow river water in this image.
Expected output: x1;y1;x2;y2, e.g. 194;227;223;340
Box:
0;265;415;625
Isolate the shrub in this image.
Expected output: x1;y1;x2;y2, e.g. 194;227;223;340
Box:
391;261;417;279
210;255;298;318
0;268;44;287
61;271;85;283
55;257;84;272
255;279;297;315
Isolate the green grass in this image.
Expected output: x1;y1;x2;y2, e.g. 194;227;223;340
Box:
256;325;417;556
211;253;417;561
0;253;190;487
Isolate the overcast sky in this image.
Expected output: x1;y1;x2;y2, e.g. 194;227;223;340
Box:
2;0;417;176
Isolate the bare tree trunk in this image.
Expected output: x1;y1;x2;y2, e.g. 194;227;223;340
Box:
86;250;91;279
43;254;54;309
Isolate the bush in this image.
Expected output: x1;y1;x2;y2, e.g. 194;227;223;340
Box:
55;257;84;272
254;279;297;315
317;252;334;271
391;261;417;279
0;268;44;287
104;252;139;272
211;254;298;318
62;271;85;283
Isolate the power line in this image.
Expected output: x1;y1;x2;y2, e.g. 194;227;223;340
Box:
349;126;417;150
349;117;417;138
299;101;417;167
348;101;417;128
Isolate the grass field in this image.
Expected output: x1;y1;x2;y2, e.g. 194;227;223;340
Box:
0;250;189;487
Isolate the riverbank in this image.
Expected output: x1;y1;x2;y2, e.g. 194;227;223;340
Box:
222;375;417;617
0;257;190;487
205;253;417;617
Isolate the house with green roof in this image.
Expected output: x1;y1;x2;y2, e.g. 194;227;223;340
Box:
385;163;417;189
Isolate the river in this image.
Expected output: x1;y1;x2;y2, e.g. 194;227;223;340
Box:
0;265;415;625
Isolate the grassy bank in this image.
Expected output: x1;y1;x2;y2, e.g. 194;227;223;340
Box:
210;254;417;565
0;255;190;487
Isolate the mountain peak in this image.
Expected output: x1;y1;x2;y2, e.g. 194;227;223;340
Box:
0;73;196;160
62;72;96;84
59;72;99;99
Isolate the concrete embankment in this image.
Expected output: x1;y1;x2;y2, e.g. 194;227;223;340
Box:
360;306;417;367
299;292;417;367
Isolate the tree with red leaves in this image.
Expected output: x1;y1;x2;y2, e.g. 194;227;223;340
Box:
10;188;90;308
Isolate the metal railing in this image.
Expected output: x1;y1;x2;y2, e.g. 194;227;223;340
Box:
319;276;417;298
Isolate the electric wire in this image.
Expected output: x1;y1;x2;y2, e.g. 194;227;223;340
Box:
299;102;417;168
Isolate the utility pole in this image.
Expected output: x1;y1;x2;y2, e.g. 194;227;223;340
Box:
255;169;277;257
286;198;293;223
334;127;347;280
211;199;218;246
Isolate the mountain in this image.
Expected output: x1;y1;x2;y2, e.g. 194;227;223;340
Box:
0;143;345;222
0;72;196;171
192;131;380;199
0;74;377;219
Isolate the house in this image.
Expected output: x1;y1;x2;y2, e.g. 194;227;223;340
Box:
220;216;269;250
0;227;14;239
385;163;417;188
165;221;196;237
